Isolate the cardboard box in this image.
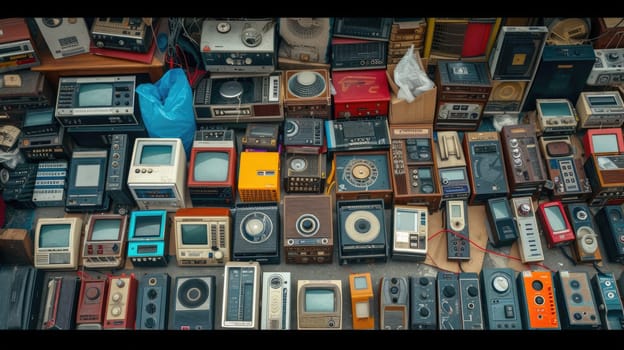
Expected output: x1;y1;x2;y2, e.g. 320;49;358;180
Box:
386;56;437;124
0;228;33;265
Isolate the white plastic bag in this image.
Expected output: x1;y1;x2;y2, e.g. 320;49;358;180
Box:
393;45;435;103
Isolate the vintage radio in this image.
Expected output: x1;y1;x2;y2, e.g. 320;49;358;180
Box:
222;261;261;329
566;202;602;263
278;18;331;65
510;196;545;263
55;75;141;128
484;80;528;113
194;73;283;124
332;69;390;118
334;17;392;41
19;126;73;161
331;37;388;71
434;60;492;130
516;270;560;330
389;125;441;212
34;217;83;270
537;200;575;248
445;199;470;261
587;48;624;85
435;131;470;201
582;128;624;162
297;279;343;330
595;205;624;263
241;123;280;151
334;150;393;205
480;268;522;330
232;203;280;264
436;272;461;330
535;99;578;135
127;138;187;211
283;194;333;264
424;18;501;61
283;69;331;118
105;134;136;213
135;272;170;330
325;116;391;152
90;17;156;53
238;151;280;203
349;272;375;330
409;275;437;330
391;205;428;262
485;197;518;248
82;213;128;269
65;149;110;212
337;199;388;265
0;18;40;73
127;209;169;267
463;131;509;204
591;271;624;330
591;18;624;49
576;90;624;129
379;276;409;330
283;152;326;194
283;117;324;153
0;70;54;118
103;273;138;330
261;271;291;330
41;275;80;330
2;162;37;209
172;275;216;330
32;160;68;208
539;135;592;202
200;19;276;73
0;228;33;265
584;153;624;206
554;271;601;330
75;277;108;329
487;26;548;81
174;207;231;266
0;265;45;330
500;124;547;198
33;17;90;59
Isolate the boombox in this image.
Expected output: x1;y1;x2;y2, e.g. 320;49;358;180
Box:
462;131;509;204
200;19;276;73
232;203;280;264
41;276;80;330
282;69;332;119
33;18;91;59
283;152;327;194
500;124;547;198
576;90;624;129
337;199;388;265
516;270;560;330
331;37;388;71
566;202;602;263
488;26;548;81
331;69;390;118
554;271;601;330
282;194;333;264
90;17;155;53
0;18;40;73
584;153;624;206
539;135;592;202
334;150;393;206
587;48;624;85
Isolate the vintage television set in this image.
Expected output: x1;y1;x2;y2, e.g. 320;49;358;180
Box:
187;137;237;207
127;210;169;267
34;217;83;270
297;279;342;330
582;128;624;161
127;138;187;211
174;208;231;266
82;214;128;269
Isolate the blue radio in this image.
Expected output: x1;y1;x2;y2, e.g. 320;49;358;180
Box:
127;210;169;267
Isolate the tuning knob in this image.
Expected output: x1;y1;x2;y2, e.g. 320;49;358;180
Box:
519;203;531;216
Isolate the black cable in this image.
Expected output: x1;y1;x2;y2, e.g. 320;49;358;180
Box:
559;245;577;266
593;260;608;276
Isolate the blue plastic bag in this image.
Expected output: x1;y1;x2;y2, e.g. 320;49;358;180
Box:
136;68;196;158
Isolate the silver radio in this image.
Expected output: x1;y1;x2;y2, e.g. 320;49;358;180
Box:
587;48;624;86
576;91;624;128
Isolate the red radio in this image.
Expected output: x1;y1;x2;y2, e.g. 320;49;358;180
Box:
582;128;624;161
75;277;109;329
537;200;575;248
331;69;390;118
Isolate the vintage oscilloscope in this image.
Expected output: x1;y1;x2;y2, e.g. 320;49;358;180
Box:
516;270;560;330
349;272;375;330
331;37;388;71
90;17;156;53
584;153;624;206
135;272;170;330
241;123;280;151
586;48;624;85
500;124;547;198
65;148;110;212
33;17;90;59
334;150;393;206
595;205;624;263
325;116;391;152
105;134;136;213
391;205;428;262
389;125;441;212
379;276;409;330
488;26;548;81
435;131;470;201
75;277;108;329
200;19;277;74
297;279;342;330
539;135;592;202
261;271;291;330
537;200;575;248
485;197;519;248
409;275;437;330
592;271;624;330
480;268;522;330
331;69;390;118
576;90;624;129
535;99;578;135
188;129;237;206
222;261;261;329
337;199;388;265
34;217;83;270
193;73;283;124
566;202;602;263
174;207;231;266
462;131;509;204
510;196;545;263
238;151;280;203
103;273;138;330
127;209;169;267
554;271;601;330
0;265;45;330
173;275;216;330
283;152;327;194
283;69;332;118
232;203;280;264
582;128;624;162
0;18;40;73
82;214;128;269
283;194;333;264
41;275;80;330
434;60;492;131
127;138;187;211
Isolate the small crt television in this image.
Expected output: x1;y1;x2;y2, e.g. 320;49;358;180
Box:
174;207;231;266
34;217;83;270
297;279;342;330
582;128;624;161
82;213;129;269
127;209;169;267
187;145;237;206
127;138;187;211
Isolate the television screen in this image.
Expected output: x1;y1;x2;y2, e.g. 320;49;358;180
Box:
194;151;229;182
133;215;163;238
39;224;71;248
545;206;567;232
353;276;368;290
181;224;208;245
395;209;417;232
140;145;173;165
75;164;101;187
592;134;619;153
304;288;335;312
78;83;113;107
91;218;122;241
24;109;53;127
540;101;572;116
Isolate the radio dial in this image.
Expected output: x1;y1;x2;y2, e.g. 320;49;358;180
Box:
112;292;122;302
442;285;456;298
214;250;224;260
492;276;509;293
420;308;430;317
111;306;121;316
509;139;519;148
118;39;125;46
116;279;125;288
519;203;531;216
576;210;588;221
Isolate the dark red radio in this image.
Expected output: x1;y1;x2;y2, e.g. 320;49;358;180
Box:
331;69;390;118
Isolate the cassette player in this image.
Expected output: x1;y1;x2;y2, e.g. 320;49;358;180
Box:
90;17;156;53
576;90;624;129
0;18;40;74
200;19;276;73
586;48;624;86
539;135;591;202
584;153;624;206
332;69;390;118
283;69;332;119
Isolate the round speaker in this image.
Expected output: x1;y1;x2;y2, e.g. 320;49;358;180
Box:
177;278;209;309
490;81;525;101
344;210;380;243
288;71;326;98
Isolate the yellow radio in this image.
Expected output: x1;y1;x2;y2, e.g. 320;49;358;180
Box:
349;272;375;330
238;151;281;203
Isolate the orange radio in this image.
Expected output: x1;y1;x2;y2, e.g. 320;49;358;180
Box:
349;272;375;330
238;151;280;203
517;270;560;330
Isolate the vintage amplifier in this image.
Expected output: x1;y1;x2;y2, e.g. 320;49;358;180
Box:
389;124;441;212
500;124;547;198
90;17;156;53
0;70;54;119
586;48;624;85
283;69;331;119
462;131;509;204
0;18;40;73
331;69;390;118
331;37;388;71
576;90;624;129
283;194;333;264
334;150;394;206
18;126;73;161
435;60;492;130
539;135;592;202
591;18;624;49
200;19;276;74
535;99;578;135
584;153;624;206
